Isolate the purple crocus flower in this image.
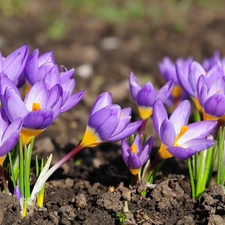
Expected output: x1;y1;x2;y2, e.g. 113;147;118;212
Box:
158;57;192;108
176;60;224;112
0;45;29;87
197;75;225;120
80;92;142;148
31;92;142;196
121;135;154;175
25;49;85;113
0;108;23;162
153;99;217;160
25;49;55;84
129;71;174;120
1;76;63;145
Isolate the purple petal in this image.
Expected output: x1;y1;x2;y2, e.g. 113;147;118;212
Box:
197;76;208;106
169;100;191;134
3;45;29;82
60;68;75;83
23;110;54;129
111;115;131;137
38;51;55;66
0;132;20;156
158;57;176;82
24;82;49;110
121;139;130;165
139;137;153;164
3;88;28;121
0;74;21;96
120;107;132;117
89;105;120;140
2;117;23;143
181;138;215;151
188;61;205;95
107;120;142;142
167;146;204;160
152;99;168;137
208;77;225;97
129;71;141;100
50;96;62;120
160;119;176;146
206;61;224;85
176;63;194;96
60;90;85;113
127;153;142;169
156;79;174;102
136;83;156;107
46;84;63;108
0;108;9;137
204;93;225;117
35;63;56;84
25;49;39;84
203;51;220;71
43;64;60;88
177;121;217;144
90;92;113;116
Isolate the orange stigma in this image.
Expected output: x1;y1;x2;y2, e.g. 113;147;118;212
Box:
32;102;41;111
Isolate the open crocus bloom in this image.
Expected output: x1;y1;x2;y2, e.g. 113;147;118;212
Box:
153;99;217;160
176;61;224;112
197;75;225;121
0;45;29;87
0;108;23;164
129;71;173;120
121;134;154;175
1;76;63;145
80;92;142;148
25;49;85;113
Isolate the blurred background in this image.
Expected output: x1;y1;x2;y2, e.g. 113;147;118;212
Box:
1;0;225;147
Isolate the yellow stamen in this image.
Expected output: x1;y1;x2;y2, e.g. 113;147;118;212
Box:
138;107;153;120
0;156;6;166
130;144;137;154
21;128;43;146
32;102;41;111
80;127;101;148
171;85;183;99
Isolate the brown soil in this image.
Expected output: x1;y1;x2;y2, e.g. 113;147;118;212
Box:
0;1;225;224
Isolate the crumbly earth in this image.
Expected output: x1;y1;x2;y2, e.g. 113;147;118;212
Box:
0;1;225;225
1;148;225;225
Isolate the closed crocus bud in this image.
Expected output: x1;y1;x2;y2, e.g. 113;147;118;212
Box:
129;71;174;120
121;134;154;175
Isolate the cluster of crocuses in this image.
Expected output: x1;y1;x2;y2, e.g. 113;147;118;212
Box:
121;52;225;198
0;45;142;216
0;45;223;216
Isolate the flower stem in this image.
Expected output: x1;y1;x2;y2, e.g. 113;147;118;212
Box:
31;143;84;200
139;119;147;136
